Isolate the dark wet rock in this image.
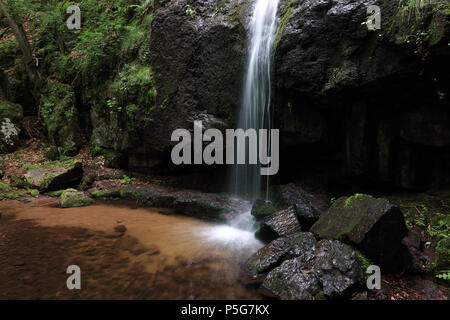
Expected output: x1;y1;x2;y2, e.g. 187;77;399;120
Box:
0;101;22;154
173;192;236;222
248;232;316;276
313;240;364;297
104;151;128;169
261;239;364;300
60;189;92;208
263;258;321;300
89;185;243;222
273;183;328;226
251;199;277;220
255;207;301;243
24;160;83;192
310;194;408;272
274;0;450;189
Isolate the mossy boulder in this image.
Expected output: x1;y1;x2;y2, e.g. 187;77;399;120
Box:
0;101;22;153
310;194;408;272
436;238;450;269
251;199;277;220
40;81;82;155
0;180;19;200
60;189;92;208
24;160;83;192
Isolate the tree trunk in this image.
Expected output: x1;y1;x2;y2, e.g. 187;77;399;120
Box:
0;0;40;83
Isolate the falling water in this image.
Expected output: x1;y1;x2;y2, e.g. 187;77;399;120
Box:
232;0;280;202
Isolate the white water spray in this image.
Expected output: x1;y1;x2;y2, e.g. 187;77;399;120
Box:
233;0;280;202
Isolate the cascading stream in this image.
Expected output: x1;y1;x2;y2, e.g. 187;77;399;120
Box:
232;0;280;203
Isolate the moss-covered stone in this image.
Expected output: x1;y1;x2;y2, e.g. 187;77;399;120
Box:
0;180;11;192
90;189;122;199
60;188;92;208
78;175;95;191
251;199;278;220
44;146;60;161
436;238;450;269
26;188;39;197
8;173;25;188
24;160;83;191
311;194;408;272
40;81;82;154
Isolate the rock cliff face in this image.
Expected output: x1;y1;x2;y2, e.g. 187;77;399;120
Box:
273;0;450;189
91;0;450;189
91;0;250;173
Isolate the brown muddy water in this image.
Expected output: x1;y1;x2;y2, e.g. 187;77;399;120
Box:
0;198;264;299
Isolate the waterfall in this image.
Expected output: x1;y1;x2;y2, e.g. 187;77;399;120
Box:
232;0;280;202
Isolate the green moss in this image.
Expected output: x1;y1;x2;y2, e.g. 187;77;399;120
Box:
0;191;19;200
0;180;11;191
251;199;278;220
79;175;95;191
90;189;122;199
356;250;374;280
274;0;293;52
39;81;81;151
26;188;39;197
344;193;366;208
436;238;450;269
0;101;23;123
44;146;60;161
60;189;92;208
47;190;65;197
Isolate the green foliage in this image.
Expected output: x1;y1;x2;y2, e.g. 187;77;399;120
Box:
357;251;374;280
344;193;365;208
436;270;450;280
186;5;197;17
90;144;106;157
120;174;135;185
107;63;156;117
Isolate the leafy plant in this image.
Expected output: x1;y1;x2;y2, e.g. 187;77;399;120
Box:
120;174;135;185
186;5;197;17
436;270;450;280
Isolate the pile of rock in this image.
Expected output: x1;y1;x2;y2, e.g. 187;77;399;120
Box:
248;188;411;300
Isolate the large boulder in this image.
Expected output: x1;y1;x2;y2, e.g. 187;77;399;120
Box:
262;239;364;300
274;0;450;189
24;160;83;192
262;258;322;300
248;232;317;276
312;239;364;297
273;183;328;226
0;101;22;153
310;194;408;272
90;0;250;173
255;206;302;242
